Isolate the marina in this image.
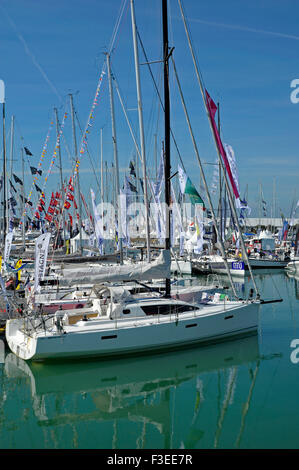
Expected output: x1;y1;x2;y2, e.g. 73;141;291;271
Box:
1;271;299;449
0;0;298;452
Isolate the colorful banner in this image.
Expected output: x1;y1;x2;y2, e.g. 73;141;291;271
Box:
15;259;22;291
178;165;205;207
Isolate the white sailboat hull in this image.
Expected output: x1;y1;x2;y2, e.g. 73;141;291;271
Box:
6;301;260;362
285;260;299;273
248;258;288;269
193;258;245;277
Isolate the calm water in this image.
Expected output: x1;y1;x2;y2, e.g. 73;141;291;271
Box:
1;270;299;449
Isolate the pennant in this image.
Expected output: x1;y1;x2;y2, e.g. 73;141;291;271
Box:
8;196;17;207
178;165;205;207
26;198;33;207
24;147;33;156
126;178;137;194
129;161;136;177
30;166;42;176
13;174;23;185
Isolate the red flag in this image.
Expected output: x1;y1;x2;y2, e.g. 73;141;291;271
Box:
50;199;58;207
205;90;240;199
64;201;71;209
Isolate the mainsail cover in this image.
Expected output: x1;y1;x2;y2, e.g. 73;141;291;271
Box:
56;249;171;284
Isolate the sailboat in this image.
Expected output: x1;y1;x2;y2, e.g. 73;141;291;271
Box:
5;0;264;362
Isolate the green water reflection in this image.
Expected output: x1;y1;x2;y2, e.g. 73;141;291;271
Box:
0;271;299;449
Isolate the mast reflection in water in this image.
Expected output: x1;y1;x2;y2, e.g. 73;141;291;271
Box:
2;334;260;449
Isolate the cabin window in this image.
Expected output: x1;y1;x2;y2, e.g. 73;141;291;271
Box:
123;309;131;315
141;304;197;316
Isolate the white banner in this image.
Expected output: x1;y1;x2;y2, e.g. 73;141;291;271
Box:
0;80;4;104
34;232;51;292
91;188;103;253
224;143;240;197
178;165;187;194
3;232;13;265
290;199;299;226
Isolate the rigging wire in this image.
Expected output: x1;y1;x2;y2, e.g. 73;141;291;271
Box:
136;29;186;171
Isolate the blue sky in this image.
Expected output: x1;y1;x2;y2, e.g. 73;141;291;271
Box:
0;0;299;218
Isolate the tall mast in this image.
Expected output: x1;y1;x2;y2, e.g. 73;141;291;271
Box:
105;161;108;203
154;133;158;179
54;107;66;245
69;93;83;256
273;176;276;234
130;0;151;262
21;147;25;251
2;100;7;242
106;52;123;264
162;0;171;298
217;102;223;241
9;115;14;180
100;128;104;202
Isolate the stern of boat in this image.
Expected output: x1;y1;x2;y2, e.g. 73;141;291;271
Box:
5;319;37;361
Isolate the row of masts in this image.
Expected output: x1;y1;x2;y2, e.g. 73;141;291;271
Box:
1;0;262;301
